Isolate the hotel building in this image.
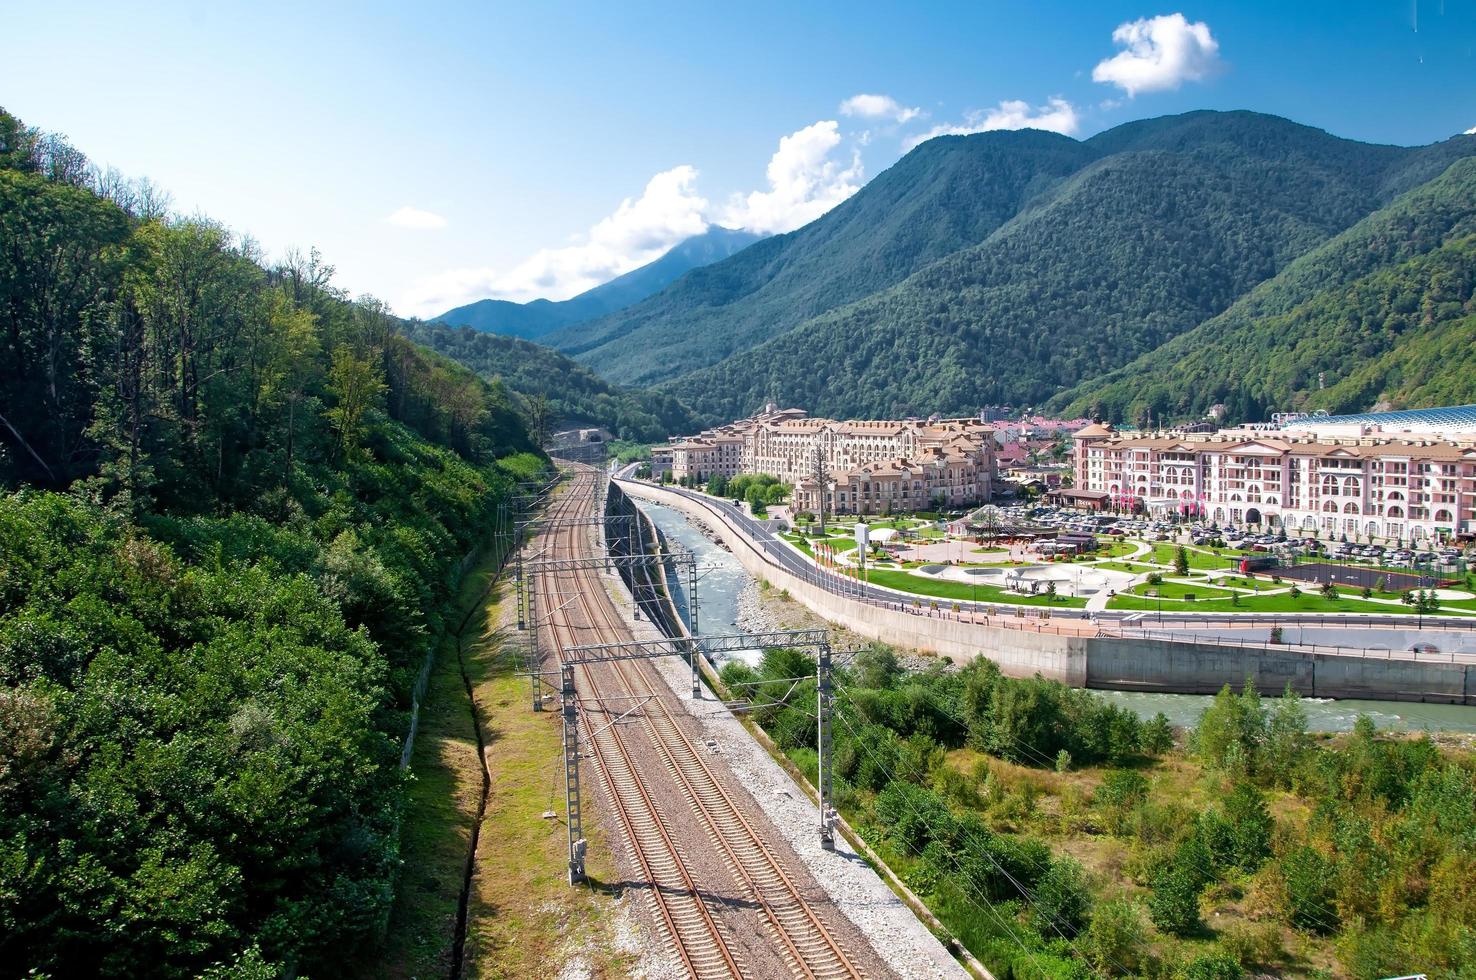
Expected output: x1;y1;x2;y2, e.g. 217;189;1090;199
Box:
663;405;997;515
1070;405;1476;542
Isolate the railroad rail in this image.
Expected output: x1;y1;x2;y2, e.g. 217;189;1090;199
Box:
528;465;868;978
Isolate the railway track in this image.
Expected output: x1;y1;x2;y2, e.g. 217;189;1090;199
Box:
529;466;868;979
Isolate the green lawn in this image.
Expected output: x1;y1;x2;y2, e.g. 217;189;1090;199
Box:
863;568;1088;608
1144;542;1241;570
1093;560;1158;574
1106;590;1451;615
1093;539;1140;558
1128;580;1236;601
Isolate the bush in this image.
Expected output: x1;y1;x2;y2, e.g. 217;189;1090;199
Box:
1032;858;1092;938
1148;865;1203;936
1180;952;1244;980
1082;899;1147;976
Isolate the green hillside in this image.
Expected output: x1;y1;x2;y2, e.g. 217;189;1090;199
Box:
433;225;760;340
400;320;697;441
547;128;1097;384
657;114;1475;422
1054;157;1476;423
0;108;542;977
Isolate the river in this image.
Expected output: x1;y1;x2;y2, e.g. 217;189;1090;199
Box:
638;498;1476;733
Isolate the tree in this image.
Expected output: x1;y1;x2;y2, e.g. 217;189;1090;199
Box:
1175;545;1191;576
1082;899;1146;976
324;347;386;461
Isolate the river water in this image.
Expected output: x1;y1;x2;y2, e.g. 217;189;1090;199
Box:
638;499;1476;733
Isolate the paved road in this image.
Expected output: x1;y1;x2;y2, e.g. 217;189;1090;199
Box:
617;471;1476;651
616;473;1094;621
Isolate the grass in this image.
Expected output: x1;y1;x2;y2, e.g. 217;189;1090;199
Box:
863;567;1089;608
1106;590;1443;615
1128;580;1236;601
380;533;628;978
1144;542;1241;571
1093;560;1159;575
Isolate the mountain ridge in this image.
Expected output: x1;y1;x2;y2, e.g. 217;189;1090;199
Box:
433;225;761;339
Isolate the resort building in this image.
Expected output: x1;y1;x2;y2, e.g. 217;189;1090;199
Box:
1070;405;1476;542
666;405;997;514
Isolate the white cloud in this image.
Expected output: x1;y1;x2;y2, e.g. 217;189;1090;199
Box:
1092;13;1222;96
404;166;708;314
903;98;1080;150
840;93;922;124
385;206;447;230
721;120;864;235
1465;125;1476;135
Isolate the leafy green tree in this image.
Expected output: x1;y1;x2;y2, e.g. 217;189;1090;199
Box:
1175;545;1191;576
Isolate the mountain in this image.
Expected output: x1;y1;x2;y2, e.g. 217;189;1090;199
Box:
561;111;1475;423
1052;156;1476;424
400;320;697;441
546;129;1098;382
433;225;761;339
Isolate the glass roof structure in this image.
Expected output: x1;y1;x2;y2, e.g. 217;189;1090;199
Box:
1281;404;1476;435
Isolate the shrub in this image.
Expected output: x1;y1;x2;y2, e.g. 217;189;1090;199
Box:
1031;858;1092;939
1148;865;1204;935
1180;952;1244;980
1082;899;1147;976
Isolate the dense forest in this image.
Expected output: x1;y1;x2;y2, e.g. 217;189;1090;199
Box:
656;113;1476;423
0;109;542;976
724;647;1476;979
547;127;1100;384
400;320;697;441
1054;157;1476;424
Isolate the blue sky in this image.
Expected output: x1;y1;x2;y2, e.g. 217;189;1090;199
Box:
5;1;1474;317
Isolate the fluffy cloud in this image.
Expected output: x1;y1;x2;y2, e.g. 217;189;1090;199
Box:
404;166;708;313
1092;13;1222;96
1466;125;1476;135
385;206;447;230
722;120;864;235
840;93;922;124
903;98;1080;150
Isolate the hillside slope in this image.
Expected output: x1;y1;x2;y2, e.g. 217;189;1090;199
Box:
658;115;1475;422
548;129;1097;383
401;320;695;440
434;225;760;339
1053;157;1476;424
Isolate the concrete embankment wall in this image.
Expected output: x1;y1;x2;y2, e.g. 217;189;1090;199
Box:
620;480;1475;705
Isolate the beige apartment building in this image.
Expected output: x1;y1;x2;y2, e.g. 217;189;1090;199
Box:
1072;405;1476;542
667;405;997;515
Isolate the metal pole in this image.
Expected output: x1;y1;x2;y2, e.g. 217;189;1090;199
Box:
689;636;701;700
530;632;543;711
562;662;586;884
516;548;526;631
816;643;835;851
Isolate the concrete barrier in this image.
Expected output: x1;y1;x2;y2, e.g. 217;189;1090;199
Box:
623;480;1475;705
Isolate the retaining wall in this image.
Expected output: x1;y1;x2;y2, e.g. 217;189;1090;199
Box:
621;480;1475;705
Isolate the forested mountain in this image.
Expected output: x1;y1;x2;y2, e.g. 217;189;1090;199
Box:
1054;156;1476;423
401;320;697;441
546;129;1097;384
660;113;1476;422
550;111;1475;423
434;225;760;339
0;108;541;977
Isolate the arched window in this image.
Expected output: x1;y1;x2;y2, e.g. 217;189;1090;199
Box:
1386;505;1405;518
1322;500;1338;513
1264;497;1278;506
1230;493;1242;502
1366;521;1379;537
1343;502;1359;514
1302;516;1316;530
1386;490;1404;502
1344;477;1360;495
1214;507;1225;522
1411;526;1426;540
1435;509;1454;523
